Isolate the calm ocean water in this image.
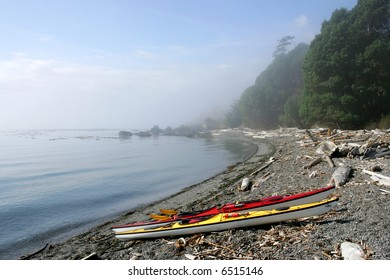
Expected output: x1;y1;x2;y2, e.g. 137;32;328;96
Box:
0;129;258;259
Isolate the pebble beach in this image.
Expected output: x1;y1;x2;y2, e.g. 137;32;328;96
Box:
22;128;390;260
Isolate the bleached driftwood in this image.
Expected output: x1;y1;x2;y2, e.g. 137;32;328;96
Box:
305;129;319;143
362;170;390;186
239;177;252;191
309;170;317;178
304;156;323;169
304;155;335;169
81;252;99;260
316;141;338;157
323;155;335;168
250;157;275;176
375;149;390;158
379;189;390;194
325;131;345;140
330;165;352;187
185;254;197;260
358;136;380;155
252;172;275;189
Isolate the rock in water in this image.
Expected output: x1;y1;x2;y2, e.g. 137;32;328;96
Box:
340;242;365;260
119;130;132;139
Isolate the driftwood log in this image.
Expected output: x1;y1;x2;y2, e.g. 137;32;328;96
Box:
305;129;319;143
362;169;390;186
316;141;338;157
323;155;335;168
330;165;352;187
250;158;275;176
252;172;275;189
304;155;335;169
239;177;252;191
304;156;323;169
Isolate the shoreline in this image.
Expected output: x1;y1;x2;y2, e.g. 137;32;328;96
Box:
20;130;273;260
23;128;389;260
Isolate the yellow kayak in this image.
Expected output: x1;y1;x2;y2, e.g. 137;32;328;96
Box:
115;197;338;240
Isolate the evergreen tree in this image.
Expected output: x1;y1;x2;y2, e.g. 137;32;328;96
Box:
273;35;295;57
300;0;390;128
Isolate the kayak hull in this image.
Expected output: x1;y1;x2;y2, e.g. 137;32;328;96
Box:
111;186;335;233
114;197;338;240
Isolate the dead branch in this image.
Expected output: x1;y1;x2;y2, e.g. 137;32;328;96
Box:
304;156;323;169
252;172;275;188
305;129;319;143
323;155;335;168
250;158;275;176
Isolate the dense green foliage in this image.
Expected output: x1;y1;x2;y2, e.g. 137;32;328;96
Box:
300;0;390;128
226;0;390;129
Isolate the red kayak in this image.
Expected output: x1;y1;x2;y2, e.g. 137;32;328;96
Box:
111;185;335;233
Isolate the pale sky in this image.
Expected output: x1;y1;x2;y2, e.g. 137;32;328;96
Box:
0;0;358;130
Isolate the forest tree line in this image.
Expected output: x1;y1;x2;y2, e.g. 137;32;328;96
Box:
225;0;390;130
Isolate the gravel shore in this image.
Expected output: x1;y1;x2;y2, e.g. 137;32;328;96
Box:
23;128;389;260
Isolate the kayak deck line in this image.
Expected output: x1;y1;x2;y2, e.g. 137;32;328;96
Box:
161;185;335;217
123;197;338;232
111;185;335;233
114;197;339;240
